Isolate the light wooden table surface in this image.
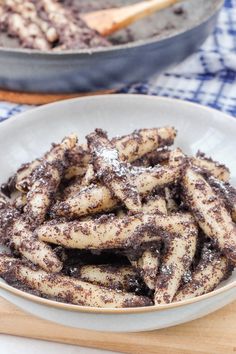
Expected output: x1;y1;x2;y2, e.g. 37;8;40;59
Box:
0;297;235;354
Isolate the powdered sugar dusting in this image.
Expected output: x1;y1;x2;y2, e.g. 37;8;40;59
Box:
182;270;192;283
96;147;127;177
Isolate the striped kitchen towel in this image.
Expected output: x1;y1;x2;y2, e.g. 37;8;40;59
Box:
123;0;236;117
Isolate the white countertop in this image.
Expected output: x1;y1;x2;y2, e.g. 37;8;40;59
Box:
0;335;119;354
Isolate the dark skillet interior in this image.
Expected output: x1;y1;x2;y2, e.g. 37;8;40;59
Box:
0;0;222;52
0;0;223;93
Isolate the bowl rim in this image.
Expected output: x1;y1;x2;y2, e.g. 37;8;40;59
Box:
0;94;235;314
0;0;223;57
0;277;235;314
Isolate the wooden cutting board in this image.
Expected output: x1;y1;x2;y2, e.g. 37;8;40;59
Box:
0;89;115;105
0;297;235;354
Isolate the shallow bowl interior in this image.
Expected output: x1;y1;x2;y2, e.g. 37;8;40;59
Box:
0;94;235;315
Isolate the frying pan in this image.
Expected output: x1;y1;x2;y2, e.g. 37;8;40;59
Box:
0;0;224;94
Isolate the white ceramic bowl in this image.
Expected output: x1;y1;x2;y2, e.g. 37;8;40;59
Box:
0;95;235;332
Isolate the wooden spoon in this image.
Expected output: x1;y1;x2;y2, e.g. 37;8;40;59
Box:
81;0;181;37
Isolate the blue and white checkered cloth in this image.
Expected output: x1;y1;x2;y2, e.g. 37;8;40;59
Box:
0;0;236;122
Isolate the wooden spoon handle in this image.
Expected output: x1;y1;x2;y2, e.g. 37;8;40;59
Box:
81;0;181;36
